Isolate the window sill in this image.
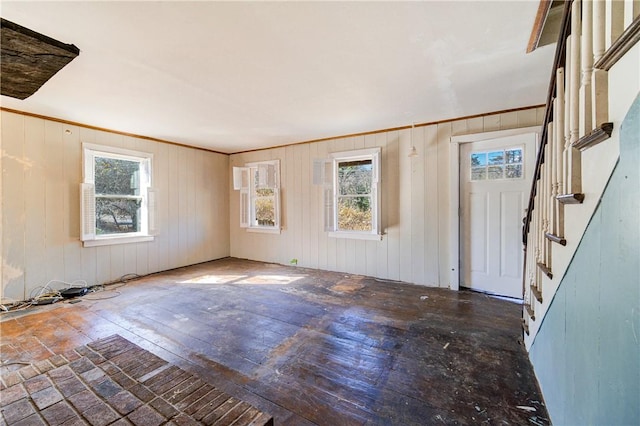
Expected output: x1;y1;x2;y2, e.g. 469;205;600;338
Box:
328;231;382;241
246;227;281;235
82;235;154;247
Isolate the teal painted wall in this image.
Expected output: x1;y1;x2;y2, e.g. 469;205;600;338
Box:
530;93;640;425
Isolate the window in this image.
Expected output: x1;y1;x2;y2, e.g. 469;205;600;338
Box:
233;160;280;233
470;147;523;181
81;144;155;247
315;148;381;240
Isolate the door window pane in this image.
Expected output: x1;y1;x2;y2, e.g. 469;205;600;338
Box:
488;166;504;180
470;147;523;181
506;164;523;179
488;151;504;165
471;167;487;180
471;153;487;167
506;149;522;164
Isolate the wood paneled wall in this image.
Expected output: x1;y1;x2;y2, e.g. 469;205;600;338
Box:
230;107;544;287
0;106;543;301
1;111;229;302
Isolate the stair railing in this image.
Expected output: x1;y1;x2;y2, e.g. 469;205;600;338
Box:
522;0;639;335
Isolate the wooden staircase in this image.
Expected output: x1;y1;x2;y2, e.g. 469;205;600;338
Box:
522;0;639;338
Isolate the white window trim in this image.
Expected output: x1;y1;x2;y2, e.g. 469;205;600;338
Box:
315;147;382;240
81;143;156;247
246;227;281;235
328;230;382;241
233;159;281;234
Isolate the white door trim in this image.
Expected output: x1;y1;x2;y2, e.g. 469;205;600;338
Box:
448;126;540;291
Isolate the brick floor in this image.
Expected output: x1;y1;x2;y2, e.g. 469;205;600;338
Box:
0;335;273;426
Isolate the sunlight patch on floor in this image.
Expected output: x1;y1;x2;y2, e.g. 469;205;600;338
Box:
180;274;305;285
236;275;305;285
180;274;247;284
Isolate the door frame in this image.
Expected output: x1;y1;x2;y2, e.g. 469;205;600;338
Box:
448;126;539;291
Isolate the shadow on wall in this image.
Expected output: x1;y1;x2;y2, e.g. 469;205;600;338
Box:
386;134;400;230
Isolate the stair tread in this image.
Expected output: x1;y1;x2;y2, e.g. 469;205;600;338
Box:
530;285;543;303
545;232;567;246
537;262;553;279
557;193;585;204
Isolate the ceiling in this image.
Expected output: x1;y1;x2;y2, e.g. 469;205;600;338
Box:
0;1;554;154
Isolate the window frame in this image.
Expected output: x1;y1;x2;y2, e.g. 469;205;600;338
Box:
81;143;155;247
316;148;382;241
233;159;281;234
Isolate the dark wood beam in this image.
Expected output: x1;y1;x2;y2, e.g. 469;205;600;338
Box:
527;0;554;53
1;18;79;99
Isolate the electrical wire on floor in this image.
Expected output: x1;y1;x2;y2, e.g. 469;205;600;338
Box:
0;273;146;314
0;300;34;314
374;277;404;284
83;284;121;300
84;273;144;299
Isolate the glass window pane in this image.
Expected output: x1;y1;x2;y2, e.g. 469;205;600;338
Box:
95;157;140;195
471;153;487;167
506;149;523;164
338;160;372;195
488;165;504;180
471;167;486;181
337;197;372;231
255;188;274;197
254;196;275;226
253;169;261;189
506;164;523;179
488;151;504;165
96;198;141;234
253;168;275;190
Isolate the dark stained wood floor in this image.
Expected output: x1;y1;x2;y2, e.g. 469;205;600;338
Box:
1;258;549;425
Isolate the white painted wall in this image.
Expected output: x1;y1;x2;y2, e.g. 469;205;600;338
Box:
1;111;230;302
230;107;544;287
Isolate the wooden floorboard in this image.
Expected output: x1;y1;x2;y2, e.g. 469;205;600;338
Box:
1;258;549;425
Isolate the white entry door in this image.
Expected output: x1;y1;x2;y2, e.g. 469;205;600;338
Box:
460;133;536;298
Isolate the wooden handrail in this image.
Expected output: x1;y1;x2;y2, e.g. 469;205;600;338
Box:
523;0;574;245
594;14;640;71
